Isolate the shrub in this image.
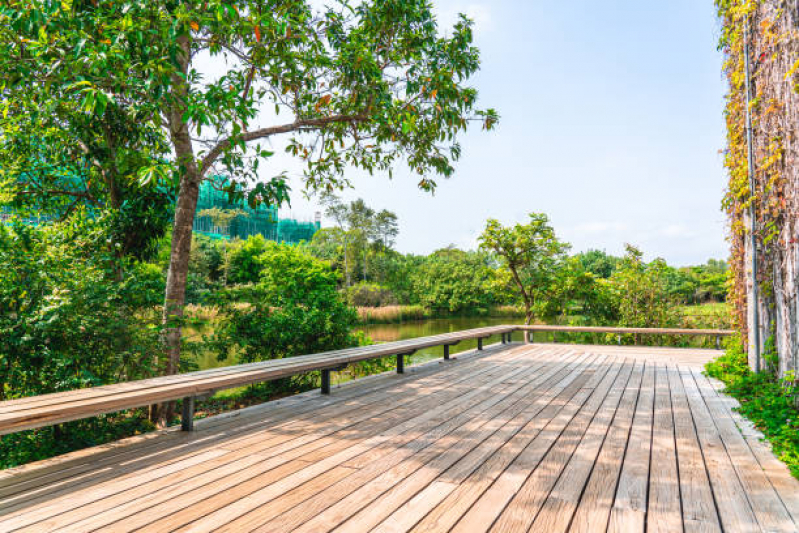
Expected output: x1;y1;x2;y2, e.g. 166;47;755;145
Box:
0;216;162;468
706;338;799;478
345;282;397;307
204;242;369;397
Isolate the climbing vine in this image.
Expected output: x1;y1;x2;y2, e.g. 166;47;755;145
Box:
717;0;799;376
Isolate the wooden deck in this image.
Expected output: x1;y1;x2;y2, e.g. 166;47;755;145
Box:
1;343;797;533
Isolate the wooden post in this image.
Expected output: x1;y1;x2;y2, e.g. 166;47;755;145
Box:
477;337;483;351
716;335;721;350
396;353;405;374
181;396;195;432
321;369;331;395
617;334;622;346
444;344;450;360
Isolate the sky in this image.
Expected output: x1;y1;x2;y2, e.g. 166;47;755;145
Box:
217;0;730;266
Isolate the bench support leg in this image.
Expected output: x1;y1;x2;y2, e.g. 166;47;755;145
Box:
715;335;721;350
444;344;450;360
477;338;483;351
397;353;405;374
501;333;506;344
321;369;331;395
181;396;195;432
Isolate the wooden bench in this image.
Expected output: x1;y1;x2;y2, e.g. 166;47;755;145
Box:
516;325;734;348
0;325;515;436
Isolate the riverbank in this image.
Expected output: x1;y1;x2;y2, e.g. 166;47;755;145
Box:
355;304;523;324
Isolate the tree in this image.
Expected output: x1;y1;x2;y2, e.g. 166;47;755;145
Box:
374;210;399;250
206;242;358;394
608;245;680;335
410;248;500;315
479;214;570;330
2;1;497;421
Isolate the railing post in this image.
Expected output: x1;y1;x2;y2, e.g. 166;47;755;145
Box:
397;353;405;374
444;344;450;360
617;334;622;346
477;337;483;351
716;335;721;350
181;396;195;432
321;369;331;395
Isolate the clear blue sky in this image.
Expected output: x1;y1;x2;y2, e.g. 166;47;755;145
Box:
270;0;729;266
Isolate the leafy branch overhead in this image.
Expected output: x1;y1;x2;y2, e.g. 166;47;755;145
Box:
1;0;498;206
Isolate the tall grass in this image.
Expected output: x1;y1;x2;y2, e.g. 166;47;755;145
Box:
356;305;428;324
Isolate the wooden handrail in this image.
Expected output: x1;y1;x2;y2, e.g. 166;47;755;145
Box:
516;325;734;336
0;323;733;437
0;325;515;436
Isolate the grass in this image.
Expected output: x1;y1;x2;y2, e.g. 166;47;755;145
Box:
355;304;525;325
705;338;799;479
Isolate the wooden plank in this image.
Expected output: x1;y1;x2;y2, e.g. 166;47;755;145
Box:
667;365;721;533
181;350;592;533
519;325;734;336
692;369;797;532
293;354;611;533
448;358;623;533
521;361;641;533
541;361;644;533
260;350;597;533
486;359;633;533
115;349;573;533
0;346;540;530
607;361;656;533
646;363;683;533
368;354;611;533
680;368;760;533
126;348;571;533
704;375;799;523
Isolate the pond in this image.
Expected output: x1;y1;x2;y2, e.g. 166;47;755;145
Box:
356;316;527;366
189;316;527;370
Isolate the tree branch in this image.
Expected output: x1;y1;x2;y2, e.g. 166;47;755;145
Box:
200;113;368;175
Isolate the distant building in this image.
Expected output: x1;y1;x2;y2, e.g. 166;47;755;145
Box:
192;178;320;244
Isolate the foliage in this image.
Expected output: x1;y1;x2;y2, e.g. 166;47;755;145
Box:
226;234;270;285
574;249;620;279
409;248;504;316
607;245;680;340
716;0;798;378
0;215;162;468
345;282;397;307
706;338;799;478
355;304;428;324
479;213;570;324
1;0;498;393
202;242;363;396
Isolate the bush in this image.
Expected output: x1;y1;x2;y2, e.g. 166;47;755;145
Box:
203;242;369;397
706;338;799;478
226;234;269;284
0;215;162;468
410;248;502;315
345;282;397;307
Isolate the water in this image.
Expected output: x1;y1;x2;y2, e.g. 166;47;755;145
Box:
190;316;526;370
356;316;527;365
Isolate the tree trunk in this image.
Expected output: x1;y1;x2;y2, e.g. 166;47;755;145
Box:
153;32;201;426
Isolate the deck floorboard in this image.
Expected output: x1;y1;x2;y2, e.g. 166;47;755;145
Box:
0;343;796;533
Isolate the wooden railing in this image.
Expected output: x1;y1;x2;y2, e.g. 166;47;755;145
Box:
0;325;515;436
517;324;734;348
0;324;734;437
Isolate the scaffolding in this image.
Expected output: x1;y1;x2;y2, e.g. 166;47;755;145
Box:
192;177;320;244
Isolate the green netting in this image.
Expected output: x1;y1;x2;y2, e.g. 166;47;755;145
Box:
193;177;319;244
